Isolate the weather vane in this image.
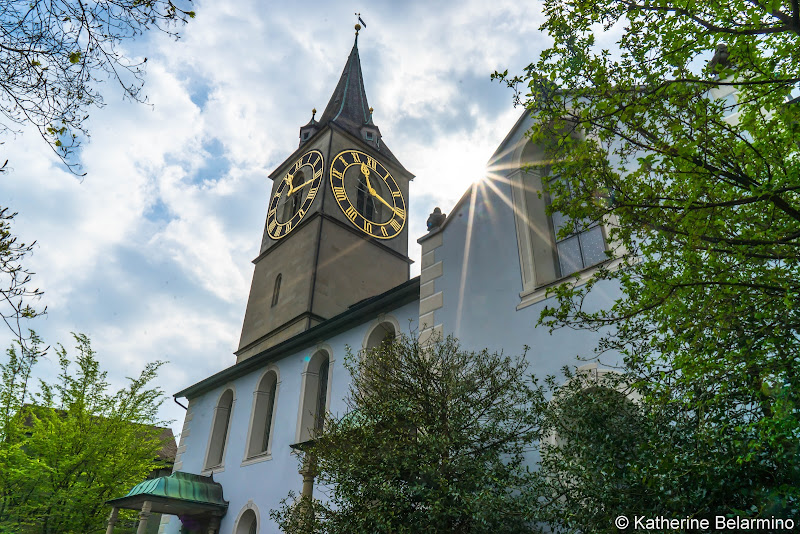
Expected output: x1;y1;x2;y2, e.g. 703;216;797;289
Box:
355;13;366;34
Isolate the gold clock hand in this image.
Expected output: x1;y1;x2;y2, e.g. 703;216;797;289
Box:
290;179;316;194
286;173;295;195
371;190;401;215
359;162;403;217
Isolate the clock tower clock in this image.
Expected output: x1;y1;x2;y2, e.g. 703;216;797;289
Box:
236;27;414;362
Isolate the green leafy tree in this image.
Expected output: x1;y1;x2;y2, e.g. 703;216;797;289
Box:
0;332;170;533
271;334;546;534
495;0;800;527
1;0;194;169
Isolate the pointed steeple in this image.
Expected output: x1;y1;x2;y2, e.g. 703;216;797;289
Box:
318;28;372;137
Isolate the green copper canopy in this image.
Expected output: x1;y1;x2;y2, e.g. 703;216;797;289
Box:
107;471;228;516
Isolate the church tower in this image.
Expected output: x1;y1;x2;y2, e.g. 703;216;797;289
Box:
236;26;414;362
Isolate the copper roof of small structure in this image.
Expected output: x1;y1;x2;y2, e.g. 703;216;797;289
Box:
106;471;228;516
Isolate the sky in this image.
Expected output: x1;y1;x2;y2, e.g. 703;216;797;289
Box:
0;1;552;436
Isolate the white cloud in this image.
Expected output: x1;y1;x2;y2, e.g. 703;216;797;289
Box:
0;0;549;436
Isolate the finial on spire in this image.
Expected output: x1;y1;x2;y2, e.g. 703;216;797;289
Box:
369;107;374;115
354;13;366;36
312;108;316;119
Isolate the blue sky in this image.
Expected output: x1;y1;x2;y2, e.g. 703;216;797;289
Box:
0;1;551;435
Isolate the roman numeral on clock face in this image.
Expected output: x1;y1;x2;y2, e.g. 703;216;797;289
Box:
389;219;401;232
352;152;361;164
345;206;358;221
333;187;347;201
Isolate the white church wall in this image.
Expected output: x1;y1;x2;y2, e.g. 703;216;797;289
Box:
164;299;419;534
424;111;626;394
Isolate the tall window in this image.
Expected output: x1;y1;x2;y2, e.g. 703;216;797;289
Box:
271;274;282;307
510;136;615;309
247;370;278;458
315;358;329;433
363;322;396;396
297;351;331;443
205;389;234;469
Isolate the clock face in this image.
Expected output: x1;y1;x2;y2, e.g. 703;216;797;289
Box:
266;150;324;239
329;149;406;240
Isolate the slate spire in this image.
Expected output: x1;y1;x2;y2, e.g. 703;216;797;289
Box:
318;28;372;136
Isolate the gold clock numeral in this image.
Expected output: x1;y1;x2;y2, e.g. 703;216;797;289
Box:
275;226;283;237
286;221;293;233
294;160;301;171
297;208;306;218
331;169;343;181
314;169;323;179
333;187;347;201
367;156;377;171
352;152;361;164
268;219;277;232
391;190;401;198
394;208;405;219
313;155;321;167
345;206;358;222
390;219;401;232
380;226;388;237
364;221;372;234
337;155;346;166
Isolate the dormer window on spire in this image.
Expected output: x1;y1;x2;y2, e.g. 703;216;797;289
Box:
299;108;318;147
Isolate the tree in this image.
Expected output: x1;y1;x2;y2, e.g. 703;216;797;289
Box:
1;0;194;169
0;0;194;348
0;208;46;353
0;332;170;533
495;0;800;526
270;335;547;534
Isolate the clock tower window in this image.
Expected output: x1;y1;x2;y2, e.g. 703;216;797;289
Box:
271;274;281;307
356;176;380;222
281;171;304;221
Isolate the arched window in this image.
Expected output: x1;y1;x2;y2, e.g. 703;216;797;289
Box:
271;274;282;307
297;351;331;443
247;370;278;458
315;358;329;433
507;135;615;310
365;321;396;351
205;388;234;469
360;321;398;397
235;508;258;534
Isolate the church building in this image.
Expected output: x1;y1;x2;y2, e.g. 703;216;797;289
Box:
105;25;621;534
